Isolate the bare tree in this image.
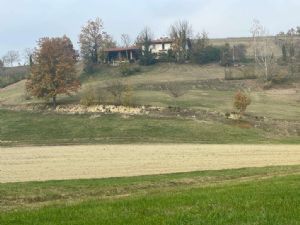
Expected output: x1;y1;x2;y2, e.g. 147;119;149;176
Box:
169;20;193;63
250;19;262;60
121;34;131;60
121;34;131;47
161;82;187;107
251;20;276;80
3;51;20;67
23;48;34;66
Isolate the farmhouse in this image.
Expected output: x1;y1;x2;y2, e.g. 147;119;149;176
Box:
104;37;174;64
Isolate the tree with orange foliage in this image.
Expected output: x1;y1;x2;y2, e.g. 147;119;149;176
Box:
26;36;80;108
234;90;251;116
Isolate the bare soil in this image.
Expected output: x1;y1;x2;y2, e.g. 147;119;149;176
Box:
0;145;299;183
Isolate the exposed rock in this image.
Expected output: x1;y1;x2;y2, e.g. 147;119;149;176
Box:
55;104;151;115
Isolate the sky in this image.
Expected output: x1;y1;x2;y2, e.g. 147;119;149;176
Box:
1;0;300;58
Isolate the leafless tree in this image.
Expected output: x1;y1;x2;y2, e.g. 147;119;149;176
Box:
3;50;20;67
250;20;276;80
169;20;193;63
162;82;187;98
250;19;262;60
121;34;131;60
23;48;34;66
121;34;131;47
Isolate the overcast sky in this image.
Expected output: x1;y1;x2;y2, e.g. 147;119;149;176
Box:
1;0;300;57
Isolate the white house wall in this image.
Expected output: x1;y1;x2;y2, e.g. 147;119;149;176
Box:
150;43;172;54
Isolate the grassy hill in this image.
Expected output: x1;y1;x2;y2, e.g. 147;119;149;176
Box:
1;63;299;121
0;63;299;146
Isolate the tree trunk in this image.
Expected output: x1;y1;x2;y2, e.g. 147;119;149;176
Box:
52;96;57;109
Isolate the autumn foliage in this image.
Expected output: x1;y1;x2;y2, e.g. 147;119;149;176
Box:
26;36;80;107
233;90;251;115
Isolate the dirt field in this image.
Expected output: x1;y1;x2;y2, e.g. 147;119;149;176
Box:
0;145;299;183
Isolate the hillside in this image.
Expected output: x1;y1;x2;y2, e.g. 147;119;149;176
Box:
0;63;299;146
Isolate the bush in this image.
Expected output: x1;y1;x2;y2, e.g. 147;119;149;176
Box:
119;63;141;76
162;82;187;98
157;50;176;63
83;62;102;74
233;90;251;116
80;85;108;106
139;53;156;66
105;80;133;105
191;46;221;64
80;85;97;106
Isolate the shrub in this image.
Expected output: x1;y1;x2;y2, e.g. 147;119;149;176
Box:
80;85;97;106
119;63;141;76
162;82;187;99
83;62;102;74
233;90;251;116
191;46;221;64
157;50;176;63
106;80;133;105
139;54;156;66
80;85;108;106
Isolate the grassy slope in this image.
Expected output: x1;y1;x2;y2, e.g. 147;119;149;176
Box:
1;165;299;224
0;109;268;145
1;63;299;121
1;109;299;146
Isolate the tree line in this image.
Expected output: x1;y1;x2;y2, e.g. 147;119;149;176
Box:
77;18;247;69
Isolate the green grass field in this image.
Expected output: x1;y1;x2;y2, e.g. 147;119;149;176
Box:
1;109;299;146
1;165;299;224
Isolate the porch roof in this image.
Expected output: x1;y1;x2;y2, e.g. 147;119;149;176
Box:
104;46;140;53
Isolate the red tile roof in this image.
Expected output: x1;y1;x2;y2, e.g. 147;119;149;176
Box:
104;46;140;52
151;38;173;44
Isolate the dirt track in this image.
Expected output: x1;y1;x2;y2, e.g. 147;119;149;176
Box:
0;145;300;183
